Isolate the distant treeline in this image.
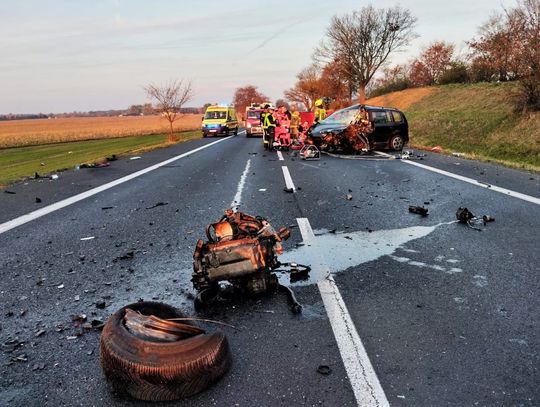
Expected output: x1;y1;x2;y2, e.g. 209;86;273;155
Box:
0;105;203;121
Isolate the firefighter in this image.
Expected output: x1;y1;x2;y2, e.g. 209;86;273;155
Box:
261;104;270;149
313;99;327;123
263;107;277;151
290;103;300;141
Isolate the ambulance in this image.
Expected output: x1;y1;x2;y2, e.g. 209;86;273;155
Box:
202;105;239;137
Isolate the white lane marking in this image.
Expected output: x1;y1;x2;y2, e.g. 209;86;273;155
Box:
281;166;296;192
375;151;540;206
277;150;284;161
0;136;234;235
297;217;389;407
231;159;251;210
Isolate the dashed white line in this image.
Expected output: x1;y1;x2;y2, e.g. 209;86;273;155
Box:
231;159;251;210
375;151;540;206
281;166;296;192
277;150;284;161
297;218;389;407
0;136;235;235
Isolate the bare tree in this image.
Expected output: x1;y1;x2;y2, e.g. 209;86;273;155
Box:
145;79;193;142
316;5;417;103
232;85;269;118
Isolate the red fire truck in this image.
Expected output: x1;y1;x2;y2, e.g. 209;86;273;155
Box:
244;103;267;137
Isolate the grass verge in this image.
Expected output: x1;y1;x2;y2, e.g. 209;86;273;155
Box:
0;130;200;186
368;82;540;172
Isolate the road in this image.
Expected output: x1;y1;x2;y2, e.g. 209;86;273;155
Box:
1;132;539;406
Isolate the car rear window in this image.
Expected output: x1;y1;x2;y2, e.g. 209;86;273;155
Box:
371;111;390;123
391;111;403;122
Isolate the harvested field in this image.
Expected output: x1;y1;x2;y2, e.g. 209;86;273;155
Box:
0;114;201;148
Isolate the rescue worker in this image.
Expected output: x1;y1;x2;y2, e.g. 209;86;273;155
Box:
313;98;327;124
275;104;292;149
261;104;270;149
263;106;277;151
290;103;300;141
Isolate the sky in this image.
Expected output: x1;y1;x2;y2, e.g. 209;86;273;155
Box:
0;0;515;114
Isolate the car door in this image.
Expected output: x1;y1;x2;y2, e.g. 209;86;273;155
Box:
369;110;393;146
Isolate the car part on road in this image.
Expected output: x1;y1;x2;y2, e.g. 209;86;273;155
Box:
456;207;495;231
191;209;310;313
100;301;230;401
300;145;320;160
409;205;429;216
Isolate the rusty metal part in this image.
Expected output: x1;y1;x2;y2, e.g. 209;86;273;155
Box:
124;308;205;342
192;209;309;313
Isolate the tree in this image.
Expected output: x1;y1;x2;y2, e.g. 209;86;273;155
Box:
284;64;322;111
274;99;290;110
368;64;411;97
145;79;193;142
232;85;269;118
316;5;417;103
409;41;455;86
318;61;353;108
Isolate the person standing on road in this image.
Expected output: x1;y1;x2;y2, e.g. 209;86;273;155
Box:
313;99;326;124
290;103;300;141
261;104;270;149
263;107;277;150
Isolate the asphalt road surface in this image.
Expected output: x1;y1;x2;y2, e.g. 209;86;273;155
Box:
1;132;539;406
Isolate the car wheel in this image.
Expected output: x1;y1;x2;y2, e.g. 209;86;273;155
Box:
202;132;207;138
100;301;230;402
390;135;404;151
234;128;238;135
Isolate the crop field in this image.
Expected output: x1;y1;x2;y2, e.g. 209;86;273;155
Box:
0;114;202;148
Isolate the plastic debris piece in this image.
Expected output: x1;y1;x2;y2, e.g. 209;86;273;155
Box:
80;236;95;241
345;194;353;200
146;202;168;210
130;156;142;160
317;365;332;375
4;190;16;194
409;206;429;216
50;174;59;180
431;146;442;153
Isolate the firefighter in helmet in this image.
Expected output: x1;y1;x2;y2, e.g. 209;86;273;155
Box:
313;98;327;123
263;106;277;150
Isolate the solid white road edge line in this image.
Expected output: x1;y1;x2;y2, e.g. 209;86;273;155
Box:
231;159;251;210
297;217;389;407
0;136;235;235
277;150;284;161
375;151;540;206
281;166;296;192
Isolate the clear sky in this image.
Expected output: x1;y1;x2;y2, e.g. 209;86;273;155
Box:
0;0;514;114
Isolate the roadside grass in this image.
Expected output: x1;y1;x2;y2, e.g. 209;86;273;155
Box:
0;130;200;186
368;82;540;171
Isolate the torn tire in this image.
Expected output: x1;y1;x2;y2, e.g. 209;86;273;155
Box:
99;301;230;401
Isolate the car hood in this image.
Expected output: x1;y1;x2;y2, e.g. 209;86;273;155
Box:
310;123;348;137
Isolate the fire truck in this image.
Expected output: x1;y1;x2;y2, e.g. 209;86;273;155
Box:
244;103;269;137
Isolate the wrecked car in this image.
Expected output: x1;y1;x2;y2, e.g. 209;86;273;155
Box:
309;104;409;152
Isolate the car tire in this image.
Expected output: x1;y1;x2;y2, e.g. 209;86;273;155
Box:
390;135;404;151
100;301;230;402
202;132;207;138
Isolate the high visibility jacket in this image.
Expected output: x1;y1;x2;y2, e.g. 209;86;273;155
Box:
290;111;300;128
314;107;326;122
264;114;277;128
260;112;267;127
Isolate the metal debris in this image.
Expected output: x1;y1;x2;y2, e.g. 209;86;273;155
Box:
191;209;310;313
146;202;168;210
409;206;429;216
317;365;332;375
456;207;495;231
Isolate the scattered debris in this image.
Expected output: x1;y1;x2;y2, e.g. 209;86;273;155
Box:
71;314;87;322
146;202;168;210
96;301;107;309
300;145;320;160
317;365;332;375
34;329;46;337
57;284;64;289
345;194;353;201
431;146;442;153
106;154;118;161
456;207;495;231
80;162;110;169
452;152;465;157
4;190;16;194
50;174;59;180
283;187;294;193
80;236;95;241
130;156;142;160
409;206;429;216
114;251;134;261
101;206;114;210
35;197;42;203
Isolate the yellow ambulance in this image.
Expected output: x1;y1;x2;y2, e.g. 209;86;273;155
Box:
202;105;239;137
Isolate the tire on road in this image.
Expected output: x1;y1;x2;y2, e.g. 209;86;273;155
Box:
100;301;231;402
389;134;404;151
